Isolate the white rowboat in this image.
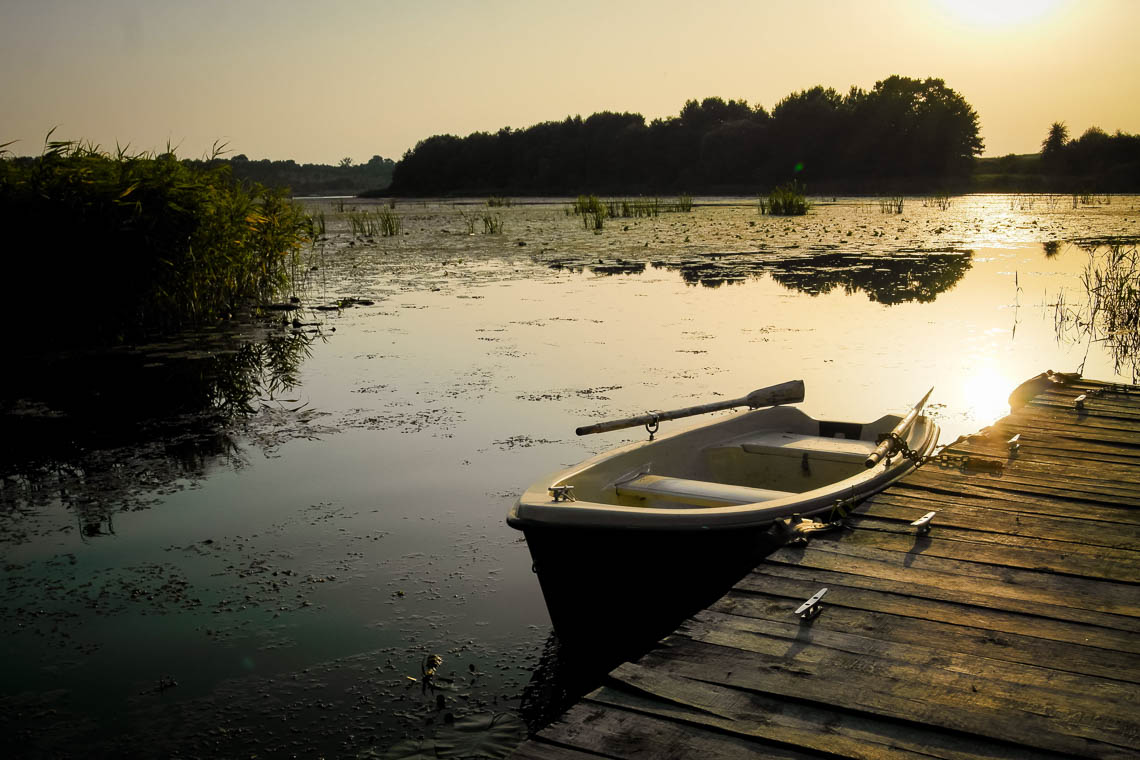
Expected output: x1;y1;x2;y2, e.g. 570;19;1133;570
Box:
507;381;938;647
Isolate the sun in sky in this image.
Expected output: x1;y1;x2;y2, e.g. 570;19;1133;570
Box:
932;0;1063;27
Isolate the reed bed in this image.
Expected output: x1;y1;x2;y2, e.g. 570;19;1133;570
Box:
0;138;310;350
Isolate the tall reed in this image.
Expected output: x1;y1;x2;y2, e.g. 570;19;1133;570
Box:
0;138;310;350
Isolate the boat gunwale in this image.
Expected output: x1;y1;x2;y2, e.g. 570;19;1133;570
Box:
508;407;939;532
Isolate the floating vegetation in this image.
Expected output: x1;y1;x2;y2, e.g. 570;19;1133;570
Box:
765;181;809;216
0;136;310;351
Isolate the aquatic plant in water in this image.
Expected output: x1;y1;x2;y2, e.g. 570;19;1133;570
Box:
766;181;809;216
1054;243;1140;381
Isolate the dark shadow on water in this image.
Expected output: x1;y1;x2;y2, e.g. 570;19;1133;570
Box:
766;251;973;304
0;322;320;531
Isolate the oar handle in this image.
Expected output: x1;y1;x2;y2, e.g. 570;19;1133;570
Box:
575;380;805;436
864;386;934;468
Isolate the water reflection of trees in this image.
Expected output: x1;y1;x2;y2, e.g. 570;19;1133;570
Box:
0;328;317;536
766;251;973;304
1054;243;1140;382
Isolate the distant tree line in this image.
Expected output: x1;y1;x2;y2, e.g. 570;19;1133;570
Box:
389;76;984;195
184;154;396;196
1040;122;1140;191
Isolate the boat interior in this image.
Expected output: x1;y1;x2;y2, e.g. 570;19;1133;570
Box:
557;406;915;509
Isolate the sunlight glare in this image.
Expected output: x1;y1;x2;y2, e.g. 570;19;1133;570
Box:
960;365;1016;430
933;0;1062;27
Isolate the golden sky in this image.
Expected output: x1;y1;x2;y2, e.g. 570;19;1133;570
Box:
2;0;1137;164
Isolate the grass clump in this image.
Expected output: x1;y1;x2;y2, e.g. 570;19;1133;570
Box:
0;137;310;351
486;196;512;207
879;195;904;214
765;181;809;216
482;213;504;234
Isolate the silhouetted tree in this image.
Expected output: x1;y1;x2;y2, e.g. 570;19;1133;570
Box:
388;75;986;195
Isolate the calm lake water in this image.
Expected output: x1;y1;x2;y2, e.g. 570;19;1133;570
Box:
2;194;1138;757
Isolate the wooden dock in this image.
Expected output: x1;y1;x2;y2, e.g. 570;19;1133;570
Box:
514;377;1140;759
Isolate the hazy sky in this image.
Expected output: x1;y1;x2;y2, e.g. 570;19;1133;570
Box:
2;0;1138;164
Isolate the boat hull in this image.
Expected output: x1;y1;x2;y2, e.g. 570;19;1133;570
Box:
520;522;781;653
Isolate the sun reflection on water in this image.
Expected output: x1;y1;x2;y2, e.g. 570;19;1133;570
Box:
959;364;1018;433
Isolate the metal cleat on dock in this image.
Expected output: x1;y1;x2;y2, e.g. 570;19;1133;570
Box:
911;511;936;535
1074;394;1087;410
1007;433;1021;455
795;587;827;621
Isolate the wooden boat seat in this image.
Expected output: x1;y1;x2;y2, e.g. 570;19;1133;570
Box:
736;432;877;464
615;474;793;507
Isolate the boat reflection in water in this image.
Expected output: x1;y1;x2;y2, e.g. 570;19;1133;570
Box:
509;381;938;657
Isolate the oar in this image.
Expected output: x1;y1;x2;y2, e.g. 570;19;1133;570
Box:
864;386;934;468
575;380;805;436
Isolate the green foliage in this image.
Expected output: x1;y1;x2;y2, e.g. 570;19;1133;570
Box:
766;181;809;215
0;138;310;351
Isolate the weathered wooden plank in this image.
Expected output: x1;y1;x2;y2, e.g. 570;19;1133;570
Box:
858;495;1140;549
591;666;1065;760
1004;408;1140;442
904;467;1140;509
938;439;1140;479
916;465;1140;502
712;588;1140;682
878;482;1140;524
1030;395;1140;418
845;517;1140;574
621;639;1137;758
531;700;812;759
680;610;1140;704
731;569;1140;654
799;522;1140;583
953;433;1140;467
761;541;1140;623
776;537;1140;618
